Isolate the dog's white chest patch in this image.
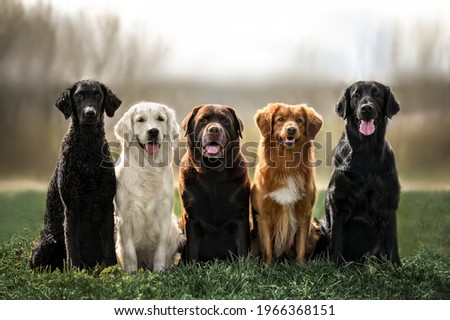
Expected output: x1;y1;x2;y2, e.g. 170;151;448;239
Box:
268;177;304;205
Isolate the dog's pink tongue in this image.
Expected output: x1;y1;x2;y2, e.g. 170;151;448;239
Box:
206;145;220;155
359;120;375;136
145;142;159;154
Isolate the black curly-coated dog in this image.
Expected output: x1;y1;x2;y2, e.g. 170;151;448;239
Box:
29;80;121;270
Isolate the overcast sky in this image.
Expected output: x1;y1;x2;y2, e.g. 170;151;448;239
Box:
23;0;450;83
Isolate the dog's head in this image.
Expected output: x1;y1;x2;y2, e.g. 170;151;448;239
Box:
182;104;243;168
55;80;121;125
255;103;323;148
114;102;179;162
336;81;400;137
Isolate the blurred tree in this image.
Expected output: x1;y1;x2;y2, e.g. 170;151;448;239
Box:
0;0;166;178
0;0;448;183
0;0;25;61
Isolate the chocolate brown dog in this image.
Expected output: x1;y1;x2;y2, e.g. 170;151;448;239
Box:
179;104;251;262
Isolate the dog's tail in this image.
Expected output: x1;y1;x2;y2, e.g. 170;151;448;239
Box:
308;218;329;261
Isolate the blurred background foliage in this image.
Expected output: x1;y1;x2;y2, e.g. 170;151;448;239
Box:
0;0;449;188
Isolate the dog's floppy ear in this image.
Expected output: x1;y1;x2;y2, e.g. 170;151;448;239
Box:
55;85;73;119
114;106;135;145
384;86;400;119
335;87;351;119
304;105;323;140
255;104;276;138
100;83;122;117
166;106;180;142
182;105;203;137
225;106;244;139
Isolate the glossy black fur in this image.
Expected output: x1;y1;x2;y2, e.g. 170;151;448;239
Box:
179;105;251;262
320;81;401;266
29;80;121;270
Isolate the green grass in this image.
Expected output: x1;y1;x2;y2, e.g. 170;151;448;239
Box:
0;191;46;243
0;190;449;300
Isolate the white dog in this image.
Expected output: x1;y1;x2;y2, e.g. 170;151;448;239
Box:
114;102;185;272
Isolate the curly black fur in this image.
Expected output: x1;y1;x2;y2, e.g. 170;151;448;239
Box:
29;80;121;270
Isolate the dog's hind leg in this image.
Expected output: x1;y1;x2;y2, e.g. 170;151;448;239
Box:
30;177;66;271
308;218;329;260
166;217;186;267
29;228;65;271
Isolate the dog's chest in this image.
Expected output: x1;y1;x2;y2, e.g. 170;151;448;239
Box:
268;177;305;206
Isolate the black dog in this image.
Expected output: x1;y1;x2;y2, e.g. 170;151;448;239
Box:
178;104;251;262
29;80;121;270
321;81;401;266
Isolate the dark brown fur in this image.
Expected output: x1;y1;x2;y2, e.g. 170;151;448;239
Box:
179;104;251;262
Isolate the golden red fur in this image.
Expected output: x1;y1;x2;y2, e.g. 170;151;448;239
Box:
251;102;323;266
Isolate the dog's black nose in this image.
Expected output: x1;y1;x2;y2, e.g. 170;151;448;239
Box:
361;104;373;113
148;128;159;138
85;107;96;117
287;127;297;135
208;125;221;135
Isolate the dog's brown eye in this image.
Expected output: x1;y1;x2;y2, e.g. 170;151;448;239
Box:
277;117;284;122
353;92;360;99
296;118;302;123
158;116;164;122
199;118;207;123
136;117;145;123
374;91;382;98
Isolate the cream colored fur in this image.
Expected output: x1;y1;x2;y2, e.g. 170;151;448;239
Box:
114;102;185;272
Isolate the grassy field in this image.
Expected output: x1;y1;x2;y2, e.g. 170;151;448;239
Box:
0;190;448;299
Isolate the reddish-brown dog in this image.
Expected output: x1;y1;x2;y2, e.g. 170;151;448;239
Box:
251;103;323;266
